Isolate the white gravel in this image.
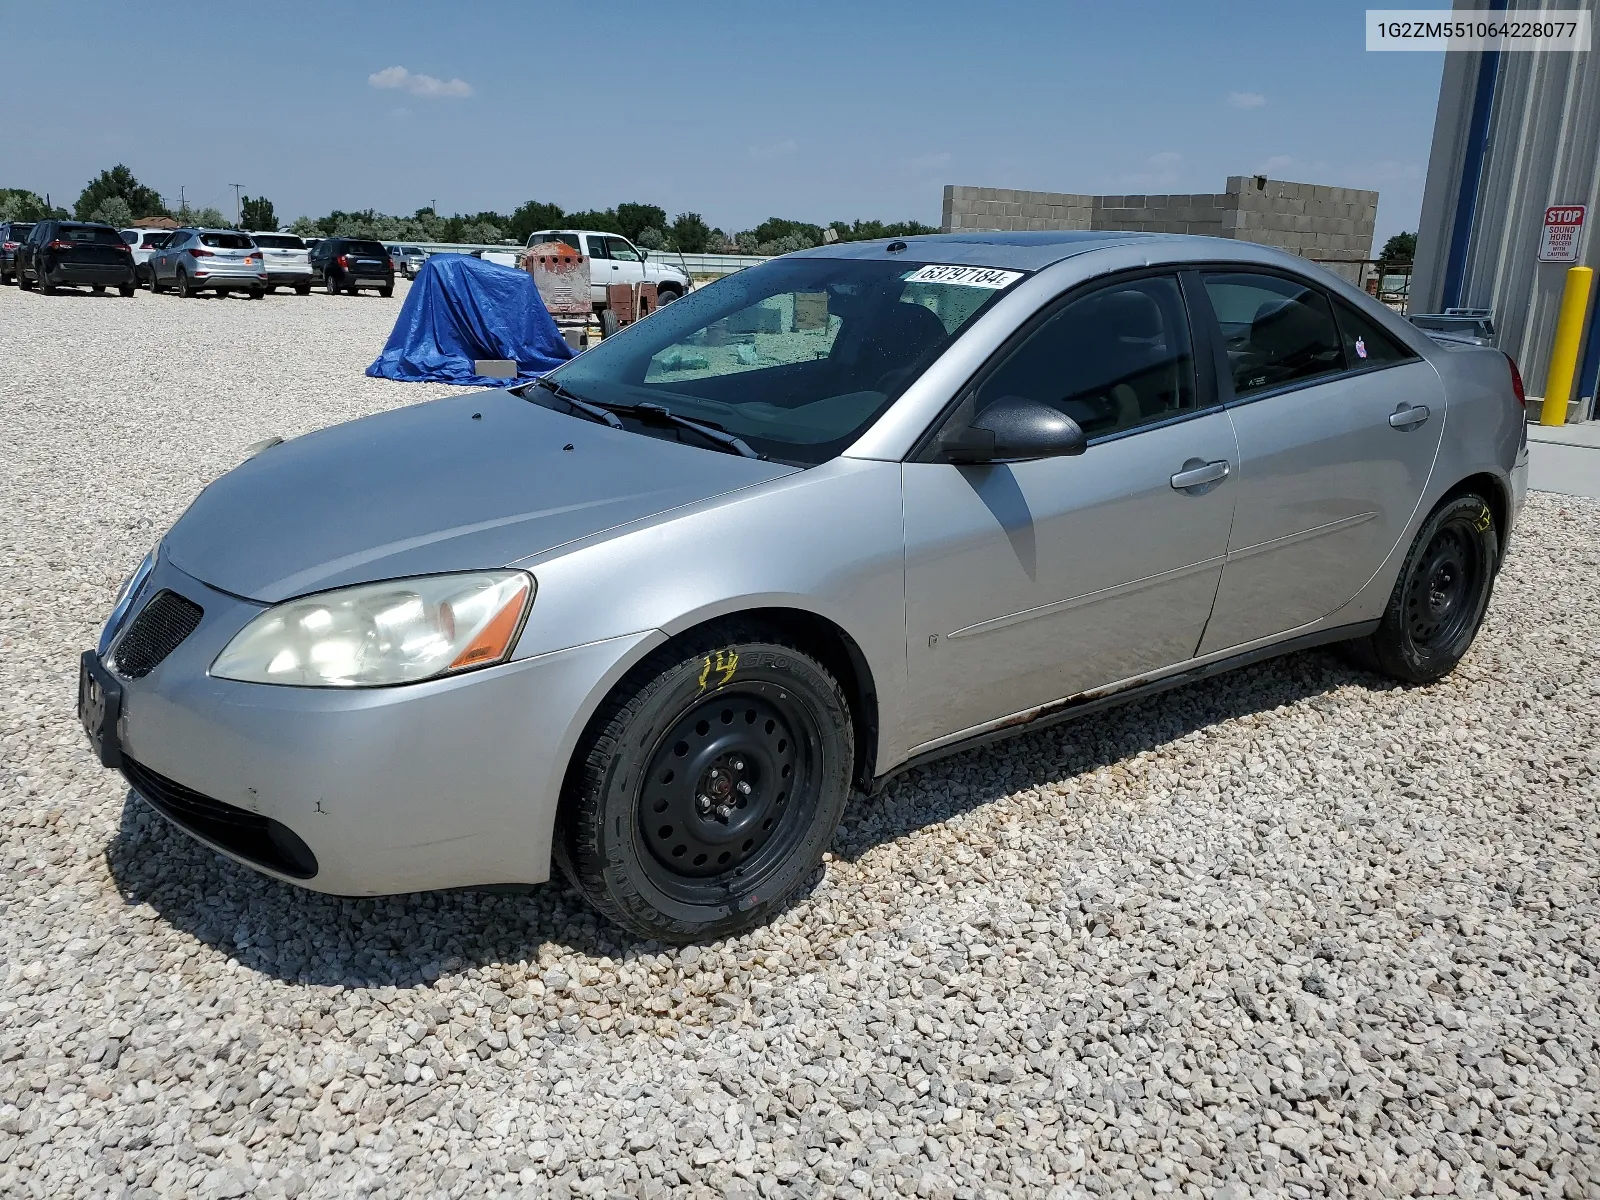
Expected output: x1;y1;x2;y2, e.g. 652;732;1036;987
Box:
2;279;1598;1200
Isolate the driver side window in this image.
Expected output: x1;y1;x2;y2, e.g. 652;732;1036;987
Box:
975;274;1198;440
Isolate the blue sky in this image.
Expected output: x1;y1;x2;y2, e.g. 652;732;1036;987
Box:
0;0;1442;245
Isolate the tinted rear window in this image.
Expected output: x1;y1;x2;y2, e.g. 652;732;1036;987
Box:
61;225;126;246
200;233;253;249
252;234;304;249
8;223;34;240
343;241;387;257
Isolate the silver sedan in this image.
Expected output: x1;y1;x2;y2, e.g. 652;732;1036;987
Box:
80;231;1529;942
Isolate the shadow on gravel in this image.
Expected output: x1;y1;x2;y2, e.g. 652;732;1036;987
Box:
102;647;1379;983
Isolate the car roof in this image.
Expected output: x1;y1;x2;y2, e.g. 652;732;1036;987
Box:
792;230;1161;271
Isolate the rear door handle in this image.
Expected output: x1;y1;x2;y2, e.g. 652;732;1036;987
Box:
1170;459;1231;490
1389;403;1430;429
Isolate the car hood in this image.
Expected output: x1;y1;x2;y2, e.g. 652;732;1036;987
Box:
164;388;798;603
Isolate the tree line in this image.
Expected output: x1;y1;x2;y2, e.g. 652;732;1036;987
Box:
1;164;937;254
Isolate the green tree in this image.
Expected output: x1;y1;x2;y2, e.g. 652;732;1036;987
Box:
636;226;667;250
0;189;65;221
1381;231;1416;263
615;202;667;243
750;216;822;247
88;196;134;227
240;195;277;230
668;211;711;253
563;208;623;234
506;199;564;243
288;216;321;237
458;220;504;245
75;165;167;221
178;205;228;228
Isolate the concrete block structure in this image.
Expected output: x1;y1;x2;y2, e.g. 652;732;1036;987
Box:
941;176;1378;264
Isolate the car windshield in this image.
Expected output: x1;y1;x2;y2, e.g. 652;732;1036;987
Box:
252;234;304;249
541;255;1024;465
343;241;386;257
200;232;253;249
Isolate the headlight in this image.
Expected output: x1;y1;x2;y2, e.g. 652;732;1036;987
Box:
99;546;158;656
211;571;533;688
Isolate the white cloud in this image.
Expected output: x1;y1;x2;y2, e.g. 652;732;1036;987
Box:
368;66;472;100
748;139;798;162
1227;91;1267;110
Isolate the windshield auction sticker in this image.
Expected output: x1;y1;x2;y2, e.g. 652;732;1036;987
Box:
904;265;1024;289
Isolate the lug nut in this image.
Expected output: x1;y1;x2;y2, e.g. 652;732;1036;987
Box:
697;795;711;811
736;781;752;795
732;759;745;771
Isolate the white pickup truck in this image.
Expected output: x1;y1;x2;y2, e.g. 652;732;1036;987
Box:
525;229;691;307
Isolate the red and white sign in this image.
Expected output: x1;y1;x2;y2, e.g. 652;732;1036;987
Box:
1538;204;1586;263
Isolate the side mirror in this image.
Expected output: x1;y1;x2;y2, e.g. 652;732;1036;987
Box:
638;247;650;260
940;395;1087;463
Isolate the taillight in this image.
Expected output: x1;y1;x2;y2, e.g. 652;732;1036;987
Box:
189;248;214;258
48;239;73;251
1505;353;1526;408
115;243;132;253
336;254;348;268
2;242;16;250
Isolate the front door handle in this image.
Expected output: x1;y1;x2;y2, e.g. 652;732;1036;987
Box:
1389;403;1431;429
1170;459;1231;491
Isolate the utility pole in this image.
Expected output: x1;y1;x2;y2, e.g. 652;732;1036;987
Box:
229;183;243;228
179;185;186;217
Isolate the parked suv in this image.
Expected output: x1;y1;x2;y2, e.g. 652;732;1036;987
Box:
311;237;394;295
119;228;174;287
147;230;268;298
18;220;137;295
525;229;690;307
249;232;313;294
1;221;35;284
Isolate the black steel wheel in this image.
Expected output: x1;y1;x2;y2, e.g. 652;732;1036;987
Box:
556;626;854;943
1358;494;1498;684
176;269;192;298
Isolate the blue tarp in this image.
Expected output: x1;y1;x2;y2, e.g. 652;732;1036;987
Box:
366;254;574;386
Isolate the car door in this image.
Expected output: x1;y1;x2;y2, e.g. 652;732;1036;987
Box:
605;236;647;290
581;234;613;303
1193;270;1445;655
900;272;1240;751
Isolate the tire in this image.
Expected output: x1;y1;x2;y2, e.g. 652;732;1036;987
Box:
92;284;105;293
1355;494;1499;684
149;269;164;294
325;272;339;296
0;269;11;285
556;626;854;943
657;286;681;305
249;288;264;300
40;272;56;294
294;282;310;296
600;308;620;339
378;284;393;298
176;270;192;298
119;284;135;297
18;268;34;290
215;288;229;299
264;285;276;294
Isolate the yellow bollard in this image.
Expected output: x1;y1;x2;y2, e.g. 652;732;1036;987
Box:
1541;265;1594;426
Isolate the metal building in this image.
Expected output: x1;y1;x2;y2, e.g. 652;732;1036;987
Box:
1411;0;1600;421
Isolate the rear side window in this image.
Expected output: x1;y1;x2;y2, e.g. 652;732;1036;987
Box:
1202;272;1343;397
200;233;253;249
973;274;1198;440
121;230;139;244
1332;298;1417;368
584;235;611;260
141;233;170;248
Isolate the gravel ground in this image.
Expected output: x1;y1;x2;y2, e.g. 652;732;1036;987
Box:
2;279;1598;1200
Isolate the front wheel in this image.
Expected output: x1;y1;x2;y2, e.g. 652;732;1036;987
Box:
1355;494;1499;684
149;269;165;294
657;287;680;305
556;628;854;943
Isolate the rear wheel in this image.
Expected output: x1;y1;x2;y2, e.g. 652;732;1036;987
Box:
600;308;620;339
18;268;34;290
249;288;264;300
325;271;340;296
39;272;56;294
378;283;393;298
92;284;105;293
1355;494;1499;684
0;268;11;285
215;287;230;299
176;270;192;298
119;284;135;297
556;627;854;943
294;282;310;295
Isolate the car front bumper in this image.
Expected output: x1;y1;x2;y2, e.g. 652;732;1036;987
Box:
94;557;656;896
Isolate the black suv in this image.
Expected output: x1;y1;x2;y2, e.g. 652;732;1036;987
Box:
1;221;35;284
19;220;137;296
309;237;394;296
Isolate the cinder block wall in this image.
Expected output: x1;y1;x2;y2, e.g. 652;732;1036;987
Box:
941;178;1378;261
941;186;1094;232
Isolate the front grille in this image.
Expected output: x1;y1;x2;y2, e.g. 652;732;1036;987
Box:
122;756;318;879
112;590;203;678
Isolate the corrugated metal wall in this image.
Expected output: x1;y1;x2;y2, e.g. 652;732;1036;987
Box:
1412;0;1600;409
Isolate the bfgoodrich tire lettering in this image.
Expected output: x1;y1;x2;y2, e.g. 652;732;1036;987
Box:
556;626;853;943
1361;494;1499;684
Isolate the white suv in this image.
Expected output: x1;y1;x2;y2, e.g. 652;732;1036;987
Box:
248;232;313;294
119;228;176;287
525;230;690;308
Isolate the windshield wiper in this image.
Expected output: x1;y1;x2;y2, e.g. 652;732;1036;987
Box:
533;375;623;429
624;402;763;459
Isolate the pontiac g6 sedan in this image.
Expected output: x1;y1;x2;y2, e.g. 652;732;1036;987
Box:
80;231;1529;942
